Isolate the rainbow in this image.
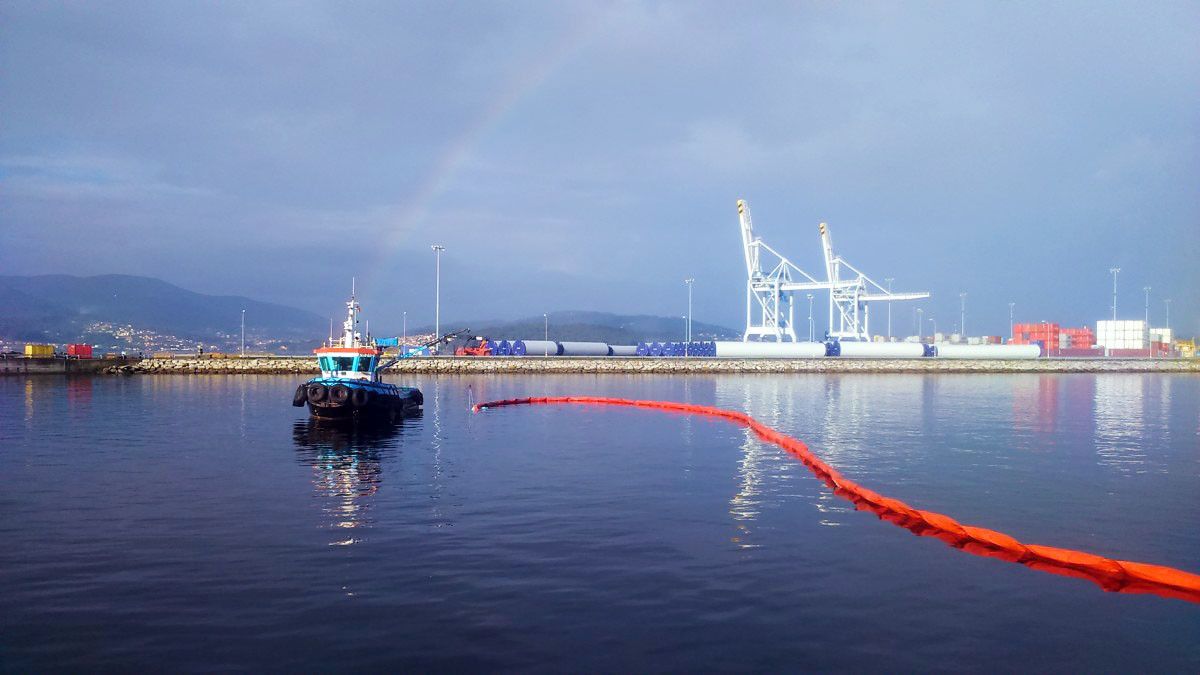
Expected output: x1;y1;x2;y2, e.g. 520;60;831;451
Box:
362;18;603;292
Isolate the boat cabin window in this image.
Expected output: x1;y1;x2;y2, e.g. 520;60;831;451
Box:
319;356;375;372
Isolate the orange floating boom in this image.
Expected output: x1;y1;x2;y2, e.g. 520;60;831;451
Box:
472;396;1200;604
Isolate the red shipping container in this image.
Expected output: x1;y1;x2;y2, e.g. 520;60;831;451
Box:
67;344;93;359
1109;348;1152;358
1056;347;1103;357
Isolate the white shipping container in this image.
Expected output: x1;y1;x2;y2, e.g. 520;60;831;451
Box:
1096;320;1147;349
1098;320;1147;330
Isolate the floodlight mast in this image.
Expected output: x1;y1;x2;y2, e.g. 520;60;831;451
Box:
738;199;929;342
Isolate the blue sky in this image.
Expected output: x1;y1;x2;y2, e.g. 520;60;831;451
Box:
1;2;1196;337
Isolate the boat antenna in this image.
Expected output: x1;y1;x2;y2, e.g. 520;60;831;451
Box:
329;317;333;346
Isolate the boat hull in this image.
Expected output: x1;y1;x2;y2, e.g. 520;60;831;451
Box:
295;380;423;421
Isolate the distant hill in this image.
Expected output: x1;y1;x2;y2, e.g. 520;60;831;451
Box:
0;274;744;348
415;310;742;346
0;274;325;343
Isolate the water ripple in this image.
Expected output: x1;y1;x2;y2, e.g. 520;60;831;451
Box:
0;373;1196;671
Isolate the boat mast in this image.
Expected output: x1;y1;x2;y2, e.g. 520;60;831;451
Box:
342;280;360;348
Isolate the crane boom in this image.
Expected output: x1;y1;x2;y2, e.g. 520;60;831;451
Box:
738;199;930;342
819;222;837;285
737;200;759;279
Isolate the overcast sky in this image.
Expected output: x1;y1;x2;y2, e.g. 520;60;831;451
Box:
2;1;1197;337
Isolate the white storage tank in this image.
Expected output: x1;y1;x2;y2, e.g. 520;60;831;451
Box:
609;345;638;356
714;341;827;358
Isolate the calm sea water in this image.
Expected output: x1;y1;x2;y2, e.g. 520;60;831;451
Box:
2;373;1198;671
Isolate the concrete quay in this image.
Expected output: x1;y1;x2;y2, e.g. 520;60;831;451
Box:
1;356;136;375
107;356;1200;375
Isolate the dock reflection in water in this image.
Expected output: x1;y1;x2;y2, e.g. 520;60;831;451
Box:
292;415;420;545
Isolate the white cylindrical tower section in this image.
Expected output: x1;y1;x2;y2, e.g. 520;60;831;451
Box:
934;344;1041;359
714;341;827;358
836;342;926;358
556;341;611;356
511;340;561;356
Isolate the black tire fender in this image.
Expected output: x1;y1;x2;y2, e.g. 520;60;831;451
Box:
351;388;371;408
292;384;307;407
330;384;351;404
307;384;327;403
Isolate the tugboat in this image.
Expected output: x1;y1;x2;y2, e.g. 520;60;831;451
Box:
292;288;425;421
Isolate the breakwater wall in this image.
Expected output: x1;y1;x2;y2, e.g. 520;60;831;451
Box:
2;357;136;375
108;356;1200;375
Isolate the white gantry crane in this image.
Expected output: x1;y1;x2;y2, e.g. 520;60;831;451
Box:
738;199;929;342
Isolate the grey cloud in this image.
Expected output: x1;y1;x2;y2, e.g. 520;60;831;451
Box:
1;1;1196;335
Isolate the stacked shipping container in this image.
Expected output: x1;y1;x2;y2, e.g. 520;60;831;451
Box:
1149;328;1173;344
1096;320;1148;350
1011;323;1060;347
1061;327;1095;348
1011;323;1098;355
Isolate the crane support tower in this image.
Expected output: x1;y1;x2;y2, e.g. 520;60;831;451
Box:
737;199;929;342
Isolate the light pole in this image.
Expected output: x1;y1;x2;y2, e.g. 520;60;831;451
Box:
1143;286;1151;326
806;293;814;342
1143;287;1153;358
929;316;936;342
1008;302;1015;343
959;292;967;340
432;244;445;349
543;313;548;356
885;278;894;339
917;308;924;341
1109;267;1120;321
684;277;694;355
240;309;245;357
1164;298;1172;357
